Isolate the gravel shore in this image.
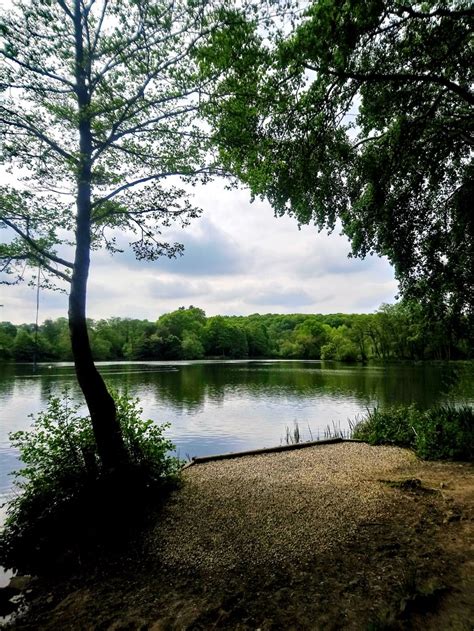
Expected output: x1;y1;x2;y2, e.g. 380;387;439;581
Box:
154;442;420;574
10;442;474;629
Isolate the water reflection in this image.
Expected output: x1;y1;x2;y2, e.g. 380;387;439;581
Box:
1;360;472;464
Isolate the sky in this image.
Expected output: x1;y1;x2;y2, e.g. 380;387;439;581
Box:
0;181;398;324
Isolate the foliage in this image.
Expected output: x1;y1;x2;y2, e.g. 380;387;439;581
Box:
0;0;217;288
353;405;474;461
204;315;249;358
0;389;181;573
1;298;473;364
0;0;227;470
352;405;421;448
414;406;474;461
321;325;359;362
199;0;474;336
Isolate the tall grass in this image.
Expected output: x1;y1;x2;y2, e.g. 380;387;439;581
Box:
281;419;354;445
352;404;473;460
282;405;473;461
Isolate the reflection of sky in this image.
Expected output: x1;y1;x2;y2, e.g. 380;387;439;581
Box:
1;359;472;490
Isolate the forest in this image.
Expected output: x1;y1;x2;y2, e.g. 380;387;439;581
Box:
1;301;472;364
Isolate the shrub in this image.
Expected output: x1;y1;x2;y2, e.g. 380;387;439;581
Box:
0;388;182;573
353;404;473;461
414;405;474;461
352;406;419;448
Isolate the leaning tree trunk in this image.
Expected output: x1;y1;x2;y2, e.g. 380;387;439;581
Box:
70;0;128;472
68;218;129;472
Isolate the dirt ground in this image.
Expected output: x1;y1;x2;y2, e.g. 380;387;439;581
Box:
4;443;474;630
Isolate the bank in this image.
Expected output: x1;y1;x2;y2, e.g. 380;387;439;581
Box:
4;442;474;629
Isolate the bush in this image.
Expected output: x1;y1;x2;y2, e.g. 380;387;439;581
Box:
352;406;419;448
353;404;473;461
0;389;182;574
414;405;474;461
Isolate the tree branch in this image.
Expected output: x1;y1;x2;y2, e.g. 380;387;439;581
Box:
57;0;74;21
0;216;74;269
0;111;76;162
0;252;71;284
91;167;212;206
397;5;474;20
1;52;75;89
304;65;474;107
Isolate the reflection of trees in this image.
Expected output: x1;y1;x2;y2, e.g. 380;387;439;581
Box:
155;361;472;411
1;360;472;418
368;362;471;409
437;362;474;405
90;361;473;412
0;364;16;398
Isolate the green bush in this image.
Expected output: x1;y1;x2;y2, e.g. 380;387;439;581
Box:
352;405;419;448
414;405;474;461
353;404;473;461
0;389;182;573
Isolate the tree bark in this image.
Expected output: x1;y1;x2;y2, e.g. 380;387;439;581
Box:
70;0;128;471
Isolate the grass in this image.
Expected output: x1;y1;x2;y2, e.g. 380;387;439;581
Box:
353;404;473;460
281;419;354;445
283;404;473;461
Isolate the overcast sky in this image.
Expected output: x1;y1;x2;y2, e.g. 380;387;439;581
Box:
0;181;398;324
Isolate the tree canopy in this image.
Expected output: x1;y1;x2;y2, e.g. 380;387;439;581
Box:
0;0;221;469
199;0;474;334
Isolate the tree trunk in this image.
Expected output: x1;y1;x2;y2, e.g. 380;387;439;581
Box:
70;0;128;472
68;230;128;472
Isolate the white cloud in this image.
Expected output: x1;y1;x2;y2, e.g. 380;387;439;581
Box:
0;181;398;323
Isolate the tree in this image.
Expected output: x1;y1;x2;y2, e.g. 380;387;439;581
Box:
205;316;248;357
12;328;52;362
156;306;206;340
1;0;219;470
181;330;205;359
199;0;474;332
0;322;16;360
320;326;358;362
244;321;270;357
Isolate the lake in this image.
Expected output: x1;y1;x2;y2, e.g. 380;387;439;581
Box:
0;359;473;585
1;359;473;494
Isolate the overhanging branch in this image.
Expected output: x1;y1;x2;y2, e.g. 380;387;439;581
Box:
304;65;474;107
1;216;74;269
91;167;214;206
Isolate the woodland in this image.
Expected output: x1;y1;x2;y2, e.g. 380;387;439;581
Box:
1;301;472;364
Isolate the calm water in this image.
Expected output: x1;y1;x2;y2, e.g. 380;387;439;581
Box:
0;359;472;585
1;359;473;493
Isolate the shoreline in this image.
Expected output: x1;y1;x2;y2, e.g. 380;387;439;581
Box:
4;442;473;629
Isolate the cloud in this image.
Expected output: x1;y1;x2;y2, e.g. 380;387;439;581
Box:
146;278;210;300
100;217;246;277
245;289;315;308
352;283;399;311
1;181;399;323
157;219;244;276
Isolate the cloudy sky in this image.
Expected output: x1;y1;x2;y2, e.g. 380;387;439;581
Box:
1;181;398;324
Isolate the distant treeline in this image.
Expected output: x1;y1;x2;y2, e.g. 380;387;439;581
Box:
0;302;472;363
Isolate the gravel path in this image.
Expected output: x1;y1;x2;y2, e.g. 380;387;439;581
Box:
153;442;420;575
12;442;474;629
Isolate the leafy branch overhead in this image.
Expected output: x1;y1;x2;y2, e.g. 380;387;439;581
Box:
199;0;474;330
1;0;224;287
